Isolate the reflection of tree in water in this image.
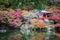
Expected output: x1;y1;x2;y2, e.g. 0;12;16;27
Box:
8;34;22;40
31;33;45;40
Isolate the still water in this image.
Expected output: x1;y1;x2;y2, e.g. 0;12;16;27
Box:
0;30;60;40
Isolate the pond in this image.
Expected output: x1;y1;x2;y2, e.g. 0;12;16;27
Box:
0;30;60;40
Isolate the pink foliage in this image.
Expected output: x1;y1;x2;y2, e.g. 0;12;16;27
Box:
8;9;22;26
54;23;60;27
52;9;60;22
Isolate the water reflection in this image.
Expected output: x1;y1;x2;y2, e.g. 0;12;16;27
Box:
0;30;60;40
31;32;45;40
